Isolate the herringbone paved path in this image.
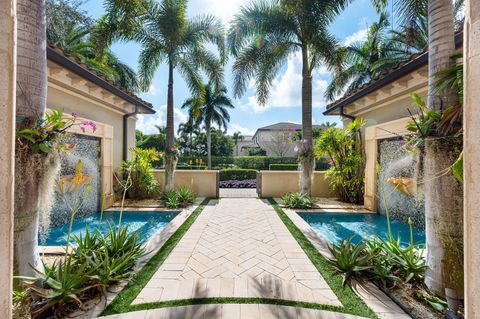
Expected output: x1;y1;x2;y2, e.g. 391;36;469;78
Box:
134;198;340;306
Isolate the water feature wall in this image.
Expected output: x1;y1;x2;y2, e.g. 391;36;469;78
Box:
377;139;425;230
49;134;101;228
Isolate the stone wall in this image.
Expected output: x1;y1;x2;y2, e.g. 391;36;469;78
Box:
377;139;425;229
48;134;101;230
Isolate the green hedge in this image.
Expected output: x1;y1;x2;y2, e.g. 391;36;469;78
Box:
269;164;299;171
153;156;330;171
219;169;257;181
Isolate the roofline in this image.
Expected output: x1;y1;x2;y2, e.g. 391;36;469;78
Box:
324;32;464;116
47;47;155;115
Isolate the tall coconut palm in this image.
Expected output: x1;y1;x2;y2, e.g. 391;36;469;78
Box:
228;0;349;194
232;131;244;156
182;83;234;169
14;0;49;278
373;0;463;297
94;0;226;191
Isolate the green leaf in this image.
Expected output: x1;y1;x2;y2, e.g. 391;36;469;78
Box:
452;153;463;183
411;93;426;108
39;143;52;153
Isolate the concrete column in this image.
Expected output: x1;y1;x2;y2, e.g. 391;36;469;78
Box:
464;0;480;317
0;0;16;317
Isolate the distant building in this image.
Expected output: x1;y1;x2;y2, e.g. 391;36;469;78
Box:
252;122;326;157
235;135;255;156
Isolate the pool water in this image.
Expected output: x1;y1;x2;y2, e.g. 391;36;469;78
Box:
40;211;179;246
298;213;425;246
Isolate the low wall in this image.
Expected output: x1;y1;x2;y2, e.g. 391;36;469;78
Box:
258;171;332;198
153;170;219;198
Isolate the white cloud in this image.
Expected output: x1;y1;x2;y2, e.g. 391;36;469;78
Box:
241;52;329;113
228;123;256;136
136;105;188;135
146;84;158;96
344;28;368;46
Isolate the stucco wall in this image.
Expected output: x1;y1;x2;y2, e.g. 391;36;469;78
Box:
152;170;219;198
47;86;136;169
258;171;332;197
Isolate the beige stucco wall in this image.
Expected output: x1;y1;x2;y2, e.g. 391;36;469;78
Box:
464;0;480;316
152;170;219;198
259;171;332;198
0;0;15;315
47;86;136;169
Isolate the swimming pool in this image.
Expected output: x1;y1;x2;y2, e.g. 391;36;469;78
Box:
40;211;179;246
298;212;425;246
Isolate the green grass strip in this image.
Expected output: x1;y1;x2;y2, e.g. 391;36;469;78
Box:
266;198;378;319
101;198;211;316
126;297;349;313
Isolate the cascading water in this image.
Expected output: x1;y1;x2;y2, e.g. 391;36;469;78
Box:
43;134;101;240
377;139;425;230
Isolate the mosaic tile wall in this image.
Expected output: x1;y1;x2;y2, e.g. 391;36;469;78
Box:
50;134;101;227
377;139;425;230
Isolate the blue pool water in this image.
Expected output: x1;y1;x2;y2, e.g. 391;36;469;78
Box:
298;213;425;246
41;211;179;246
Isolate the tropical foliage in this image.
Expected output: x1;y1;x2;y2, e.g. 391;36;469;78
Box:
315;119;365;204
163;187;196;209
121;148;161;199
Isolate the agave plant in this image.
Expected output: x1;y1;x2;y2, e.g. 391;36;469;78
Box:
281;192;316;209
177;187;196;207
327;239;372;286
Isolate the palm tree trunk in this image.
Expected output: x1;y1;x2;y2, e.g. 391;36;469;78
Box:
423;0;463;297
206;121;212;169
14;0;48;278
236;142;239;156
300;47;314;195
164;61;176;192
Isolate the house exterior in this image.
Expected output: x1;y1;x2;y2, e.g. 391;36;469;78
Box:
324;33;463;228
252;122;325;157
46;44;156;207
235;135;255;156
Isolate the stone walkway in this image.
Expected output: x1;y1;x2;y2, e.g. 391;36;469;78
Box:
219;188;258;198
134;198;340;306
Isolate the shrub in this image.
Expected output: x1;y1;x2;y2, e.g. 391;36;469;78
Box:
219;169;257;181
219;179;256;188
233;156;297;170
281;192;316;209
121;148;161;199
269;164;299;171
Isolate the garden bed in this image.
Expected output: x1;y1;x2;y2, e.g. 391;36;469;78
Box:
219;179;256;188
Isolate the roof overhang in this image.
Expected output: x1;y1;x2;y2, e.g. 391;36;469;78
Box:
47;46;155;115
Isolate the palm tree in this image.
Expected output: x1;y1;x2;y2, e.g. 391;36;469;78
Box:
232;131;244;156
95;0;226;191
182;83;234;169
325;13;410;100
14;0;48;278
177;120;200;156
228;0;349;195
373;0;463;297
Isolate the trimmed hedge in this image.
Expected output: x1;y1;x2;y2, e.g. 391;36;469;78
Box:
219;169;257;181
233;156;297;170
269;164;299;171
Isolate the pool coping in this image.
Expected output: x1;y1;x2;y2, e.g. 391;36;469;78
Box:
272;198;410;319
273;198;374;214
38;198;204;255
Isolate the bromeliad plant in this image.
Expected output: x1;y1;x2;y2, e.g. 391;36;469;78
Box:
163;187;196;209
16;109;97;154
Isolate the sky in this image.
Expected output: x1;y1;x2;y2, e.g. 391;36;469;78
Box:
81;0;380;136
